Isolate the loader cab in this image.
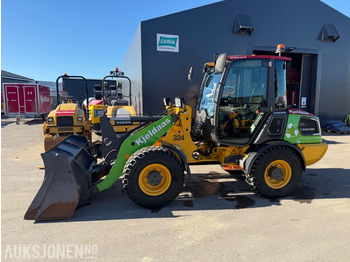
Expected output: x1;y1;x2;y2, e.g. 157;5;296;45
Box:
195;55;290;146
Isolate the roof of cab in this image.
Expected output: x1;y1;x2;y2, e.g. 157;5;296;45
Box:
226;55;292;61
204;55;292;67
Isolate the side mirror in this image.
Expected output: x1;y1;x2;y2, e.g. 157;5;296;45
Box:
187;66;194;81
214;53;227;74
175;97;185;108
163;97;171;107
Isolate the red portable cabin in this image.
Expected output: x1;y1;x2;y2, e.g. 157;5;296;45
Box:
3;83;51;118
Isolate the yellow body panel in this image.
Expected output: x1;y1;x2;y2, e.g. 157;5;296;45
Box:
106;105;137;117
205;62;214;67
89;104;104;124
108;105;139;133
113;125;139;133
56;103;78;111
90;104;140;133
163;106;199;163
162;106;328;171
163;106;248;166
297;143;328;166
43;101;91;151
45;102;86;131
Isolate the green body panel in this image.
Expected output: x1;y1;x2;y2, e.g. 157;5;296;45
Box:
283;114;322;144
96;115;173;192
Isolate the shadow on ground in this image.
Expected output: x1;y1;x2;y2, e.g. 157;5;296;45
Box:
1;120;15;127
34;167;350;224
22;119;44;126
1;118;44;127
322;132;350;145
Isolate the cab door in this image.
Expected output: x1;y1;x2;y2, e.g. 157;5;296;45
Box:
216;59;269;145
215;58;289;146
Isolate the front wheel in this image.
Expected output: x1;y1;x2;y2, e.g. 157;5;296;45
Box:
122;146;184;209
246;146;302;198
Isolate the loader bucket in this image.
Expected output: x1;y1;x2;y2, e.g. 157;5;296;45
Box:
24;135;97;221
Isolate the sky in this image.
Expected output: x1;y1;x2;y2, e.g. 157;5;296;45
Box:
1;0;350;82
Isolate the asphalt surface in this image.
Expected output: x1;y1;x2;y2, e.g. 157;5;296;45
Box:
1;118;350;261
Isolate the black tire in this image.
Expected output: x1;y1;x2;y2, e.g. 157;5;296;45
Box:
122;146;184;209
245;146;302;198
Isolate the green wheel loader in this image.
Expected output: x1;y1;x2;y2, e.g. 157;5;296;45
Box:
24;53;328;221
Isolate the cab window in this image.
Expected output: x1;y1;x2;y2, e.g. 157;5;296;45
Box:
198;69;222;118
218;59;268;144
274;60;287;109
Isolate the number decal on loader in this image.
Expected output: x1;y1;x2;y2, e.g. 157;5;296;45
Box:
173;135;184;141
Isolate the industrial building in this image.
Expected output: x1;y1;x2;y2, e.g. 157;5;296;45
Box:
1;70;35;84
121;0;350;123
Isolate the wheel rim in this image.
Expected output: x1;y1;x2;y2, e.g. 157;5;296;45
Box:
264;160;292;189
138;164;172;196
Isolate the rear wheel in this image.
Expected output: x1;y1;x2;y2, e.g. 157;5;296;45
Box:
246;146;302;197
122;146;184;209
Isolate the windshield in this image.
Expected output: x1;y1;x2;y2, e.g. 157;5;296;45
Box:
223;59;268;107
218;59;269;144
198;68;222;118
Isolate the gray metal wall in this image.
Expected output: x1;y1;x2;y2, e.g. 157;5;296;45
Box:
122;0;350;122
120;25;143;115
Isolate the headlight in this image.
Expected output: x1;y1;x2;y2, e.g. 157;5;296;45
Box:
77;117;83;122
47;117;53;122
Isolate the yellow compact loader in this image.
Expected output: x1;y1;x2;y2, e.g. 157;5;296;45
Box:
43;75;91;151
26;52;328;220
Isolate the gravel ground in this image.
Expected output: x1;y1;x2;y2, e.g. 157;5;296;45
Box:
1;118;350;261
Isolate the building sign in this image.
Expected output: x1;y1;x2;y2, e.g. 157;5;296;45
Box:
157;33;179;52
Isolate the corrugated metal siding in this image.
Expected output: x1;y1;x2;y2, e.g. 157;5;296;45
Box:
122;0;350;123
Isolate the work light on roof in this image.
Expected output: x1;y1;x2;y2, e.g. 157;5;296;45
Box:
275;44;285;56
